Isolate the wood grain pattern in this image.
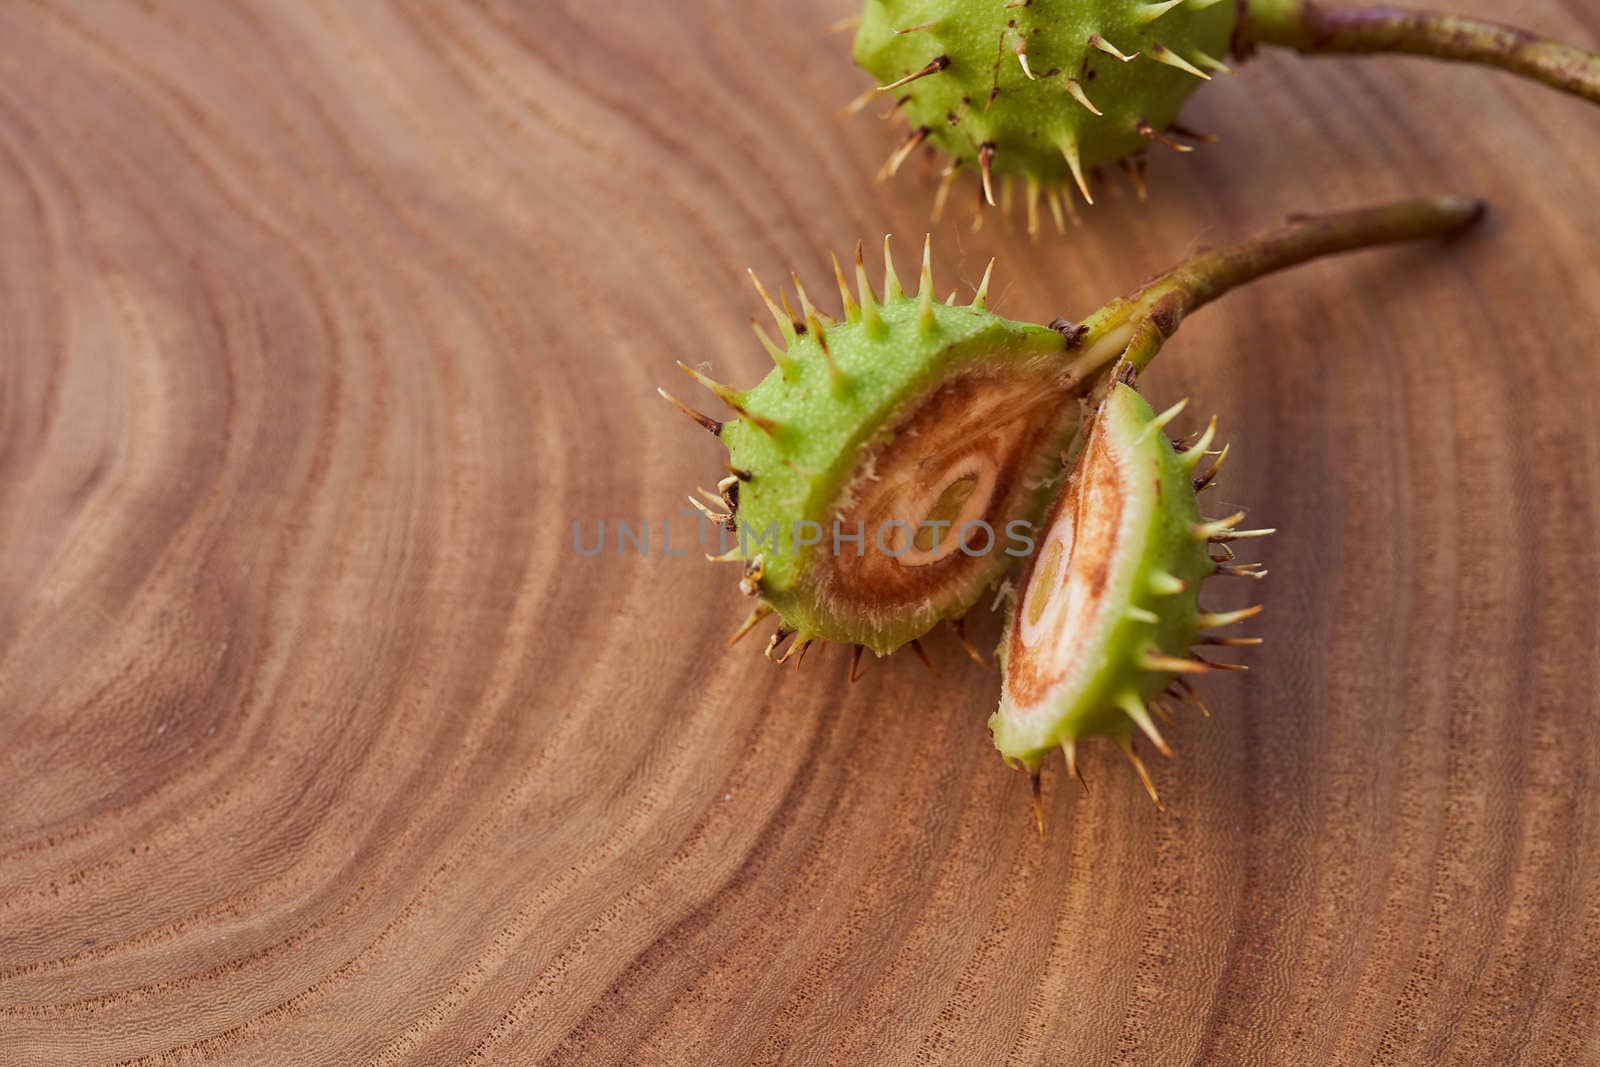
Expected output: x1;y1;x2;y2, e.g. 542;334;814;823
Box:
1;1;1598;1063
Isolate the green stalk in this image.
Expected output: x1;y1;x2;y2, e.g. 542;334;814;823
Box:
1066;195;1486;390
1241;0;1600;106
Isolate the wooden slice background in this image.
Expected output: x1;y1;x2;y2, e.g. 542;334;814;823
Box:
2;1;1598;1063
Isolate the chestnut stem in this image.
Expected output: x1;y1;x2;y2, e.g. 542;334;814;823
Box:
1071;195;1486;386
1131;195;1485;330
1242;0;1600;106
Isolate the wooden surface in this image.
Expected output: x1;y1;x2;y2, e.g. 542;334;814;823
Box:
2;1;1598;1063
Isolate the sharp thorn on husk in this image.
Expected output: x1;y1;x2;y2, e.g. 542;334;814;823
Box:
878;94;911;121
1058;184;1083;228
1199;604;1264;629
1120;692;1172;757
1147;396;1189;436
840;86;877;116
1211;527;1276;543
1194;443;1230;491
1137;119;1195;152
747;268;795;342
1171;677;1212;718
879;125;930;181
1088;33;1137;62
1136;0;1185;23
1058;134;1093;204
978;142;998;206
854;239;884;334
1117;736;1164;809
1065;77;1101;116
1046;186;1067;233
882;234;904;299
1149;570;1186;596
764;625;796;661
675;360;743;409
658;388;722;436
779;289;803;336
1194;511;1245;539
917;234;937;331
727;602;774;647
1178;416;1218;467
1142;651;1212;674
1063;739;1089;794
1149;42;1210;79
933;162;962;223
831;252;860;322
878;55;950;93
972;258;995;308
950;617;988;668
794;273;847;393
750;320;798;378
694;486;732;515
1169;121;1220;143
1030;770;1045;839
1191;653;1249;672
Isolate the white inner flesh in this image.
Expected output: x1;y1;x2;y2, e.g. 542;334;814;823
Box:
889;454;1000;566
1008;418;1144;725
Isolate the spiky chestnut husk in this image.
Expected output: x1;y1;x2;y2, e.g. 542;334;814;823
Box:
853;0;1234;204
664;238;1084;658
992;379;1270;809
665;198;1484;666
849;0;1600;212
